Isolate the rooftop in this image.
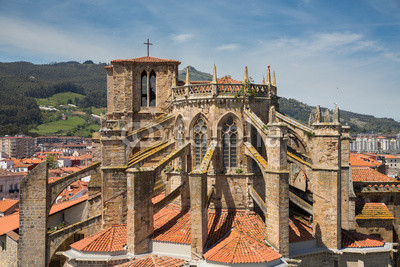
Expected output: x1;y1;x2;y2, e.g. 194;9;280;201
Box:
69;202;283;264
342;229;385;248
356;203;395;220
0;199;18;213
110;56;181;65
115;255;185;267
350;154;382;167
70;224;126;252
352;167;398;182
49;195;88;215
0;212;19;236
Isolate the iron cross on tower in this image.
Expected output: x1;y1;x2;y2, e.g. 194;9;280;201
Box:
144;38;153;57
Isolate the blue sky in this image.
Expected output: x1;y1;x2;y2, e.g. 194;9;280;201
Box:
1;0;400;120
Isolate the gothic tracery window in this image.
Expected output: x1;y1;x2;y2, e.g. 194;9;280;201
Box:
194;118;207;167
222;116;237;169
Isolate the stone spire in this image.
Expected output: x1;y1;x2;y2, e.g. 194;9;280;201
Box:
269;106;276;123
272;71;276;86
315;105;321;123
244;66;249;82
212;64;217;84
323;109;331;123
267;66;271;85
185;66;191;85
333;103;339;123
262;77;266;85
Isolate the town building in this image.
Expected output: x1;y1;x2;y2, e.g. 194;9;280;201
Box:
0;170;25;200
0;136;36;159
351;134;400;153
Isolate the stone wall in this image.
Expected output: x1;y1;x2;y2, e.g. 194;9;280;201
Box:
356;219;393;243
0;235;17;267
126;170;155;254
311;123;342;249
18;162;49;266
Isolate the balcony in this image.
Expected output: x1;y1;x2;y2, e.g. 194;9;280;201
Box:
171;83;277;101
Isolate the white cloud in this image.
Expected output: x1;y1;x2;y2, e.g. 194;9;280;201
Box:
0;15;134;62
217;44;239;51
171;33;193;43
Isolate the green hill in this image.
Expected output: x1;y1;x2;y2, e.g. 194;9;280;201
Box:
0;61;399;136
178;66;213;81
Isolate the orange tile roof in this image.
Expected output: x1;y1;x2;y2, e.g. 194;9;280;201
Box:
383;154;399;159
111;56;180;64
0;213;19;236
342;229;385;248
190;80;211;84
350;154;382;167
115;255;185;267
151;193;165;205
0;199;18;213
356;203;394;220
49;195;87;215
204;229;281;264
288;217;314;243
217;76;242;84
70;224;127;252
6;230;19;241
153;206;282;264
0;196;87;237
57;180;88;202
352;167;397;182
71;205;282;264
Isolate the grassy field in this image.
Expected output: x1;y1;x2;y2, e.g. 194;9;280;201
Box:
36;92;85;106
33;92;104;137
30;116;86;135
73;123;100;137
92;107;107;116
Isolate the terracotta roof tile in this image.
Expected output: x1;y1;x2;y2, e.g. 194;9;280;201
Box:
70;224;127;252
289;217;314;243
153;207;282;264
151;193;165;205
111;56;180;64
49;195;87;215
217;76;242;84
342;229;385;248
114;255;185;267
356;203;394;220
204;229;281;264
6;230;19;241
56;180;88;203
0;213;19;236
350;154;382;167
380;154;398;159
352;167;397;182
71;205;283;264
0;199;18;213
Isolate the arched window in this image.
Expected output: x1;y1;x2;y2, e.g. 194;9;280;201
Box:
222;116;237;169
141;71;147;107
149;71;156;107
194;118;207;167
177;118;185;146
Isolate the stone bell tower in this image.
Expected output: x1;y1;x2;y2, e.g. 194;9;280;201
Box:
100;55;181;227
104;56;180;125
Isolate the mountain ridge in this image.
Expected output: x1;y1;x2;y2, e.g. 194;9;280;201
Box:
0;61;399;135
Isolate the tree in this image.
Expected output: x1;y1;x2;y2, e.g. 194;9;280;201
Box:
46;154;60;169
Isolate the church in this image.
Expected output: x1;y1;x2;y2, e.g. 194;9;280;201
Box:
17;52;395;266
